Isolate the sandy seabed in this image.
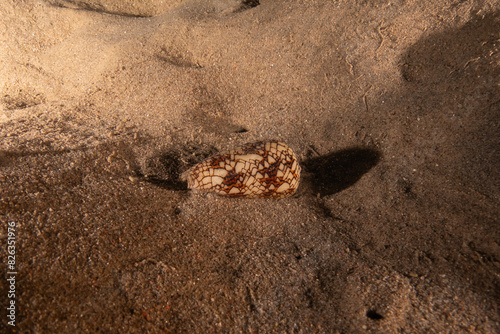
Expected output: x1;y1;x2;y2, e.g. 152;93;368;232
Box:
1;0;499;332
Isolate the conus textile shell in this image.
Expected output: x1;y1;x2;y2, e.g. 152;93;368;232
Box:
182;141;301;198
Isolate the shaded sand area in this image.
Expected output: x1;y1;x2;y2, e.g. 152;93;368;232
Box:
1;0;499;332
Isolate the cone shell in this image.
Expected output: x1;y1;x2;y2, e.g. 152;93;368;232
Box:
182;141;301;198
